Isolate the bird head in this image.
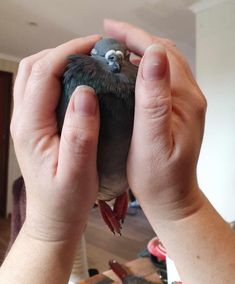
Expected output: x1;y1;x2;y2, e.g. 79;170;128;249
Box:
91;38;129;73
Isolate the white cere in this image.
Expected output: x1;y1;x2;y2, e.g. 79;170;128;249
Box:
105;50;116;61
116;50;124;60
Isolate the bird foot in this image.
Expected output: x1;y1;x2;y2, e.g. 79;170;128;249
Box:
98;192;128;235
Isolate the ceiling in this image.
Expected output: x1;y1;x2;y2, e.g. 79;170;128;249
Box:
0;0;200;70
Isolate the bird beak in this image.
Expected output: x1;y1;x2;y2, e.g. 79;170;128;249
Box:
109;61;120;73
107;54;122;73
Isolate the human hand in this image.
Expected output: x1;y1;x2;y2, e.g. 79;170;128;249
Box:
11;35;101;241
104;20;207;224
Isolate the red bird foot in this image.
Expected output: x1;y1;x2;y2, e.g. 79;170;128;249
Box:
98;191;129;235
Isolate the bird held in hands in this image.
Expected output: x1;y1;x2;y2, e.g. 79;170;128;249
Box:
57;38;138;234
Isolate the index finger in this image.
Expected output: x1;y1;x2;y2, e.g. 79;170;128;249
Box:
29;34;102;80
23;35;102;124
104;19;153;56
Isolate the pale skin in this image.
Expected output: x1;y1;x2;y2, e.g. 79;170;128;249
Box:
0;19;235;283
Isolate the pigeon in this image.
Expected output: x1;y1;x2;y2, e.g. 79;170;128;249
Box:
57;38;138;234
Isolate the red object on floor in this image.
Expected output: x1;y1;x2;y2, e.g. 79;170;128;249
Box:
147;237;166;261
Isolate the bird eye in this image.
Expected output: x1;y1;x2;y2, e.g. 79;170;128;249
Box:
105;50;116;60
116;51;124;60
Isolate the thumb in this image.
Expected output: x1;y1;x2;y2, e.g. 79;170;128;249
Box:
57;85;100;182
134;44;172;152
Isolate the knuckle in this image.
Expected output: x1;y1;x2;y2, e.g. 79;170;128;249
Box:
62;126;95;157
162;38;176;47
31;59;47;78
140;95;171;118
11;124;26;145
148;35;156;46
153;37;176;48
165;39;176;46
10;121;15;139
194;90;207;116
119;21;130;30
18;57;33;74
198;95;207;113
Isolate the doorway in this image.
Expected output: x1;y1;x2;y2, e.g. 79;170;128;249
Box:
0;71;13;217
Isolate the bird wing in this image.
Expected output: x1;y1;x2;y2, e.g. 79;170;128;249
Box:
57;54;103;131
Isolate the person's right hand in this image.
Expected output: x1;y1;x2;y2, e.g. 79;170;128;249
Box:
104;20;207;225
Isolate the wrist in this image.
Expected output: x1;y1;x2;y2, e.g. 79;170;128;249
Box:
20;223;79;248
2;223;80;284
140;182;205;226
23;211;86;243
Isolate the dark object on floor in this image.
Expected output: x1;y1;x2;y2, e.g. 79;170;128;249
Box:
138;249;167;284
109;259;154;284
137;248;151;258
127;200;140;216
150;254;167;284
88;268;99;277
129;189;136;203
57;38;138;234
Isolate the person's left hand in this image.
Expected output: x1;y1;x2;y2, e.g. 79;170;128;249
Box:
11;35;101;241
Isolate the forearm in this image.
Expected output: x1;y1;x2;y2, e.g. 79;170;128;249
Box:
148;191;235;284
0;224;80;284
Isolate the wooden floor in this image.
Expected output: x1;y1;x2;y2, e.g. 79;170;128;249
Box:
0;207;155;273
86;206;155;272
0;217;10;265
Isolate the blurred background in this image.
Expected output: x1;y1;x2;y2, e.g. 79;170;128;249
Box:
0;0;235;281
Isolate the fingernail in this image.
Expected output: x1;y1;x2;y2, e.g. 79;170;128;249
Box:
73;86;97;116
142;44;167;81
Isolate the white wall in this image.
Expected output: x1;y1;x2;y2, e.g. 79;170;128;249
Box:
196;0;235;221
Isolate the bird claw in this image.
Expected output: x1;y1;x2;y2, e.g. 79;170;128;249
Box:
98;192;128;235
